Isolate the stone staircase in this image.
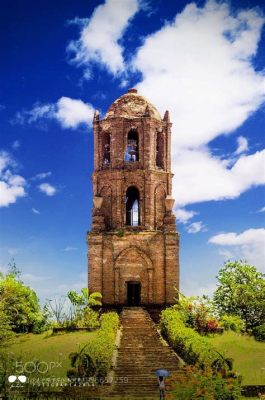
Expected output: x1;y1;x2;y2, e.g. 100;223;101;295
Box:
110;307;179;398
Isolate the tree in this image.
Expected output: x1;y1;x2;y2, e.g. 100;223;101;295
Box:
0;264;44;333
214;261;265;330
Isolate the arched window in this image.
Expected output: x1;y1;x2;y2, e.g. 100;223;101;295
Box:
102;132;111;165
125;130;139;162
156;131;164;169
126;186;140;226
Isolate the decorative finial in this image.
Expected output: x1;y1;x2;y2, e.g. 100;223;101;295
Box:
163;110;170;122
93;110;100;121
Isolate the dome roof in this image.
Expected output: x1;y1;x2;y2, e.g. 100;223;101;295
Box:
105;89;161;121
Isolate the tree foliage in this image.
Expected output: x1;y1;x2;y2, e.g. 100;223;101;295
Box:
214;261;265;330
0;264;43;333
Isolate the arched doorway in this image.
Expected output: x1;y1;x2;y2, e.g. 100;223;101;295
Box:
114;247;153;305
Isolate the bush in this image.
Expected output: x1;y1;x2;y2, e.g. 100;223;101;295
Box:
160;308;225;368
220;315;245;333
167;365;241;400
67;312;119;381
176;293;220;334
252;324;265;342
83;308;100;329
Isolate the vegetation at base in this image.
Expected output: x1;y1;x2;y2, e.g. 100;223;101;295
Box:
252;324;265;342
67;312;119;381
175;292;221;334
0;262;46;334
206;331;265;385
167;364;242;400
160;307;226;368
6;330;97;378
213;261;265;331
220;315;245;333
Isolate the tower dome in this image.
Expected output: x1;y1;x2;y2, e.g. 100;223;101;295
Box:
105;88;161;121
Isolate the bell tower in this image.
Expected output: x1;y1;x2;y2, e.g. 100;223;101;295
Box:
87;89;179;305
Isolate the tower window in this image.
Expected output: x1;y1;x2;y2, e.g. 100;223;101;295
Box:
156;131;164;169
125;130;139;162
126;186;140;226
102;132;111;165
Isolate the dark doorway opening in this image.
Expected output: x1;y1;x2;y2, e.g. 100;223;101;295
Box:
127;282;141;306
126;186;140;226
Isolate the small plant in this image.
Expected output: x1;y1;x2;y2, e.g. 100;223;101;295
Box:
115;229;125;237
252;324;265;342
167;364;241;400
220;315;245;333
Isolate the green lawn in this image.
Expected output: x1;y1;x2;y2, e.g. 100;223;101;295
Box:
206;331;265;385
7;330;97;379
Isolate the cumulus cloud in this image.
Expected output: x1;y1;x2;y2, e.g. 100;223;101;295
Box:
32;208;40;214
209;228;265;271
186;221;207;234
13;97;94;130
134;1;265;147
0;151;27;207
67;0;139;75
38;183;57;196
173;148;265;206
175;207;197;224
130;0;265;206
235;136;248;155
259;206;265;212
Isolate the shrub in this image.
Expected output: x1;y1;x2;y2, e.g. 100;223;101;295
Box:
160;308;225;368
67;312;119;381
252;324;265;342
176;293;220;334
167;365;241;400
220;315;245;333
83;308;100;329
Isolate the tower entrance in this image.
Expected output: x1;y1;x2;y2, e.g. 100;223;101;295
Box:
127;282;141;306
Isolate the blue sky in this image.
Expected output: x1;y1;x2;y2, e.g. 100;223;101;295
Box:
0;0;264;303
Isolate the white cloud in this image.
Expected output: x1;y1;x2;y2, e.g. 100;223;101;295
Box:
67;0;139;75
0;151;27;207
173;148;265;206
12;140;20;150
33;171;52;180
259;206;265;212
186;221;207;234
38;183;57;196
55;97;94;129
175;207;197;224
130;1;265;206
235;136;248;155
63;246;78;252
13;97;94;130
134;1;265;148
209;228;265;271
32;207;40;214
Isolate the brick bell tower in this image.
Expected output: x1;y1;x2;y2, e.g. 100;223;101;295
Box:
87;89;179;306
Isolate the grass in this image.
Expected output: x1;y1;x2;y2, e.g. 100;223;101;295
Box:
206;331;265;385
6;330;97;378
